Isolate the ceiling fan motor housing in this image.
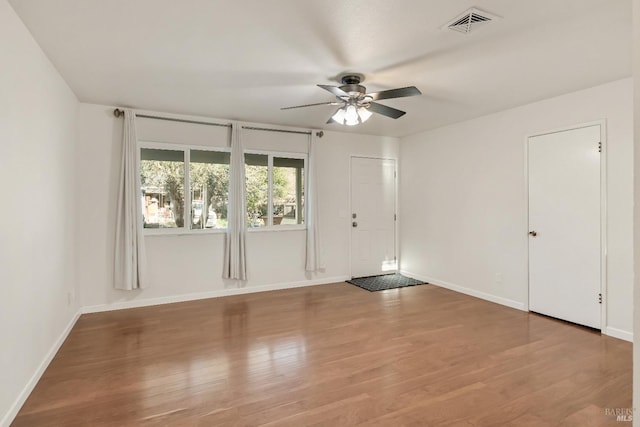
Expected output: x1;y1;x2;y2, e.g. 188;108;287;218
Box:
339;84;367;97
339;74;367;97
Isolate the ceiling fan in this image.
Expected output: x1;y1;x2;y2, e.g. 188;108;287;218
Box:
281;74;422;126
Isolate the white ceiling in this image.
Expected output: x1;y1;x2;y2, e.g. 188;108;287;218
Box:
9;0;631;137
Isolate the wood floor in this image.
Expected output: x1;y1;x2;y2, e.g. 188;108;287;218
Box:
14;283;631;426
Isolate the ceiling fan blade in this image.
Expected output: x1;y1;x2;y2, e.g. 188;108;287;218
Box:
367;102;406;119
281;101;341;110
318;84;349;97
367;86;422;101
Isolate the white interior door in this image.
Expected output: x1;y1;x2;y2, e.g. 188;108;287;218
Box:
528;124;601;329
351;157;396;278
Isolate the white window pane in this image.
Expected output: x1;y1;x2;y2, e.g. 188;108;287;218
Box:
245;153;268;227
140;148;185;228
273;157;304;225
190;150;230;230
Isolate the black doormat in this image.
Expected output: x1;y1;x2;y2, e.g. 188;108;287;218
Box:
347;273;428;292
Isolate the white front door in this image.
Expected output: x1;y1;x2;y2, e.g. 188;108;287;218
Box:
528;124;601;329
350;157;396;278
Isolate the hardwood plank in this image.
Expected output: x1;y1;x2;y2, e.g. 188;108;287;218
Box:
12;283;631;426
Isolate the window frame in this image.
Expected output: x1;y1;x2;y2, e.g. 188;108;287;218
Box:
244;149;307;232
139;141;231;236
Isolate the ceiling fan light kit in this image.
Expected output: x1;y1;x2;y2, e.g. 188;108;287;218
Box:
342;105;359;126
331;103;372;126
282;74;422;126
357;106;372;122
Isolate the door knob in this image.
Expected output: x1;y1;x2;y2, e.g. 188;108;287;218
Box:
529;230;537;237
352;221;358;228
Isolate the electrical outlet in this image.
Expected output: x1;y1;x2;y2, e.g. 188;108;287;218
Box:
495;273;503;286
67;290;74;306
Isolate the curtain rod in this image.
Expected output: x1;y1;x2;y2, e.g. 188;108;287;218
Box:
242;125;323;137
113;108;230;128
113;108;323;137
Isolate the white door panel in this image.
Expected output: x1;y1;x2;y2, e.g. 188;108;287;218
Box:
351;157;396;278
528;125;601;329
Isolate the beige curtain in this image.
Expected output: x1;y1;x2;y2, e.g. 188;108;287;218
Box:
305;131;324;271
114;110;147;290
223;122;247;280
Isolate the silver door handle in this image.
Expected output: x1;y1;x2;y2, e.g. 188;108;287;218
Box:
352;221;358;228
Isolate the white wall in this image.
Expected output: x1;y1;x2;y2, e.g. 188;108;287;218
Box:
632;0;639;423
0;1;80;425
400;78;633;338
76;104;399;310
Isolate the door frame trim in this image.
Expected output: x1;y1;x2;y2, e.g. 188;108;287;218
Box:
524;119;607;331
348;155;399;279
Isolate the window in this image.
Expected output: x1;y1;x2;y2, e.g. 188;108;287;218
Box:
190;150;230;230
273;157;304;225
245;152;306;228
140;144;230;232
245;153;269;227
141;148;185;229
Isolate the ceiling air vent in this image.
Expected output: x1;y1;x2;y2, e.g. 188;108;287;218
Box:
444;8;500;34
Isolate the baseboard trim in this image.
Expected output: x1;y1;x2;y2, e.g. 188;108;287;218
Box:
604;326;633;342
82;276;351;314
1;309;81;427
401;270;527;312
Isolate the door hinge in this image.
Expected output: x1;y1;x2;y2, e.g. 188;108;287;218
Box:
394;171;397;179
598;293;602;304
394;213;397;221
598;142;602;153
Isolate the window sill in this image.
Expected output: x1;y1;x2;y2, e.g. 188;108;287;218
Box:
143;225;306;236
143;228;227;237
247;225;306;233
